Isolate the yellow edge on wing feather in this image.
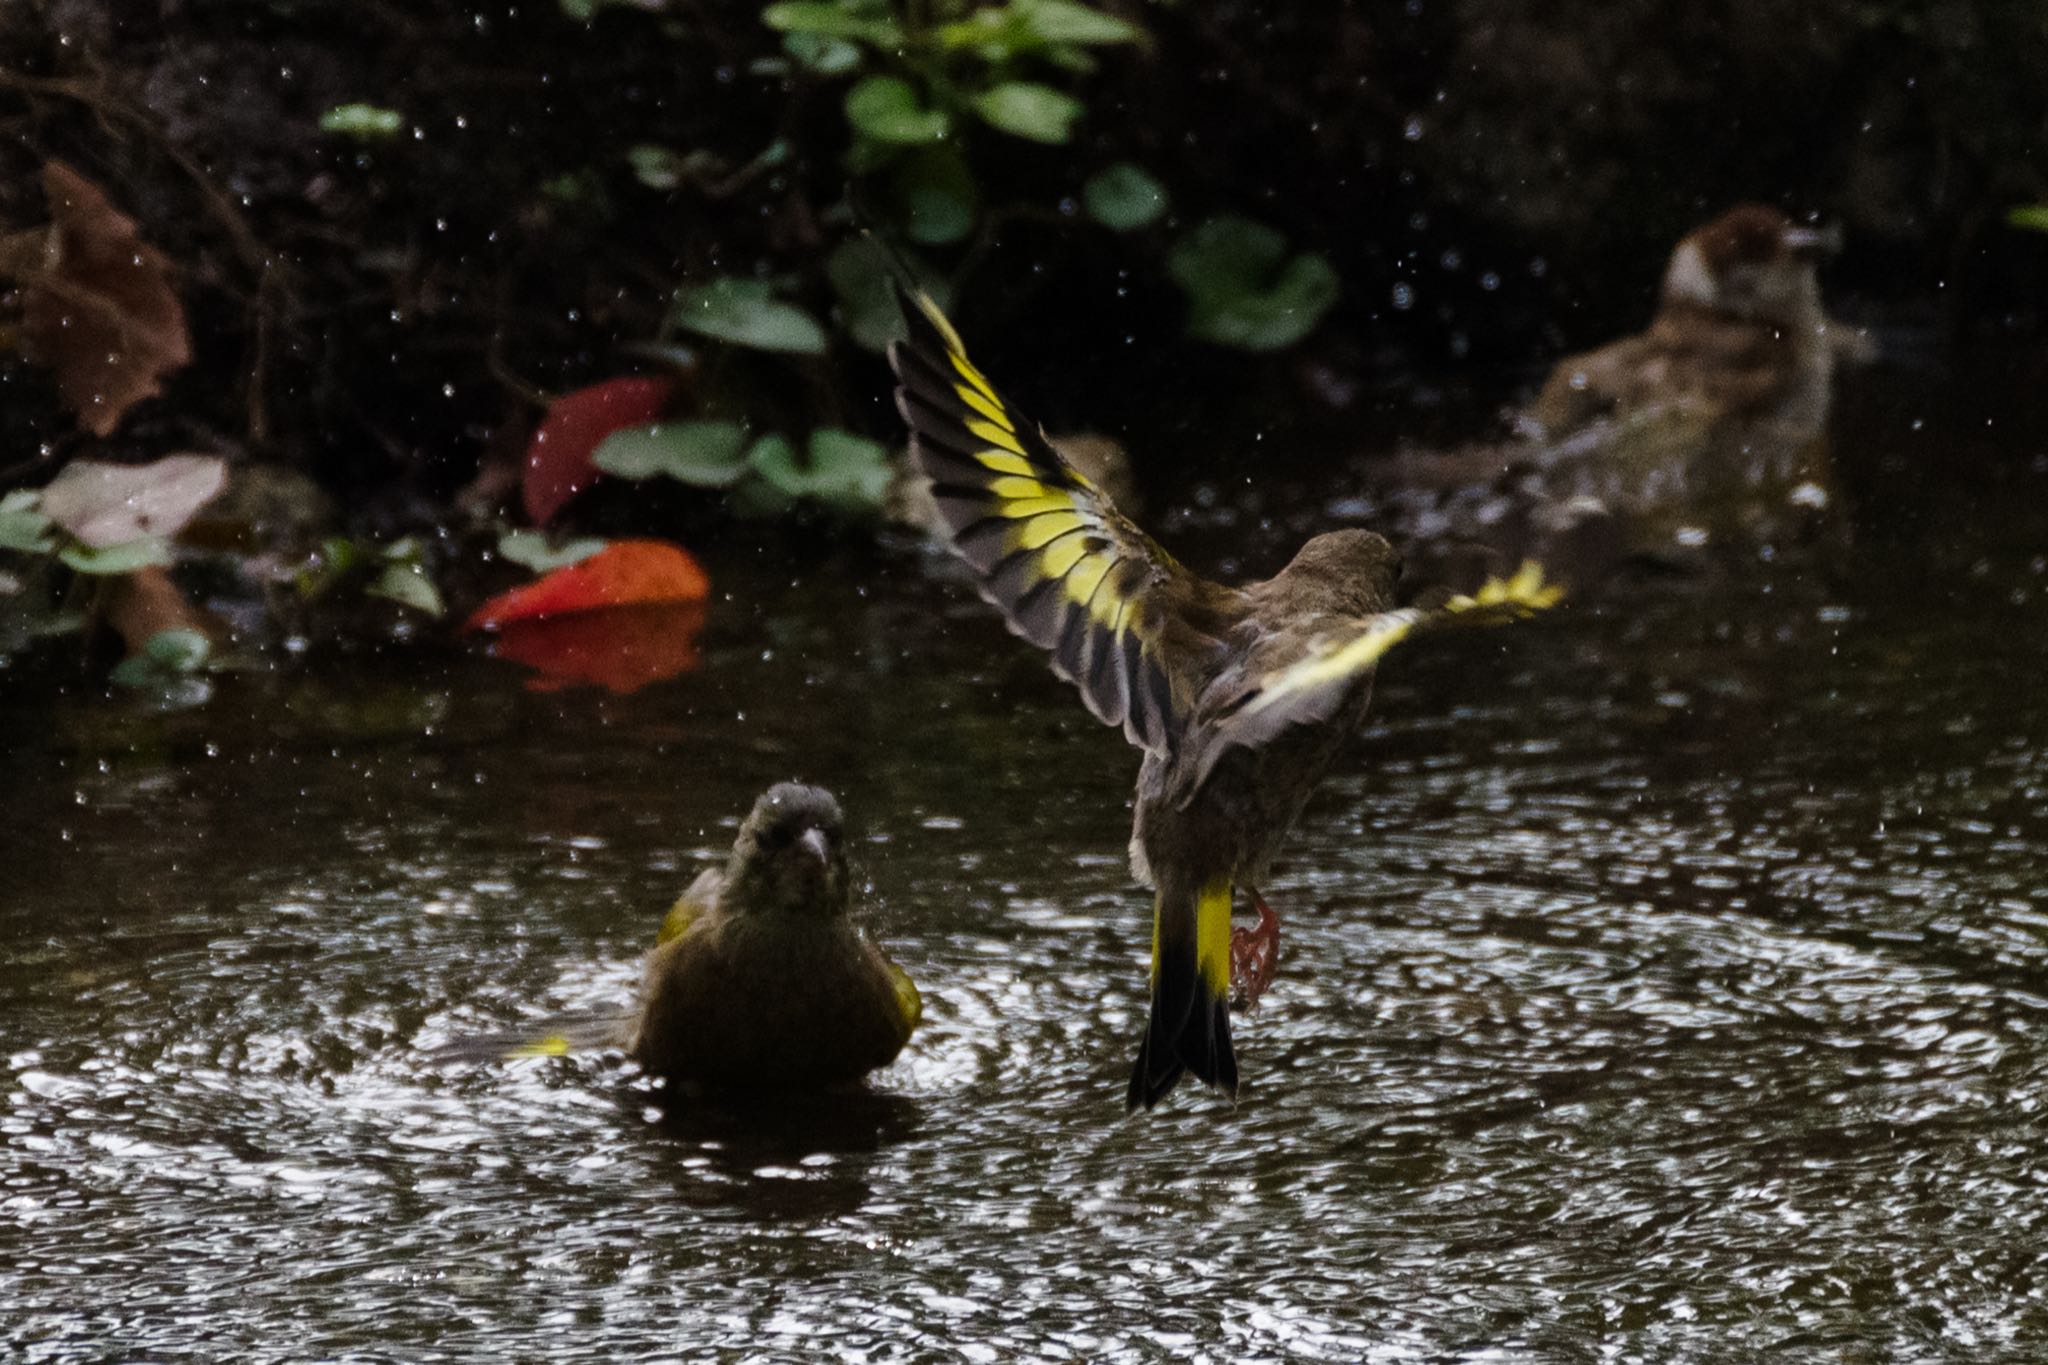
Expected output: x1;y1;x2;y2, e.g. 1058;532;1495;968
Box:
955;383;1012;430
998;496;1079;519
977;450;1036;477
1040;533;1093;578
967;419;1024;455
507;1035;572;1058
1062;551;1118;608
656;897;700;946
988;475;1053;501
917;291;967;355
1008;512;1085;551
949;352;999;407
888;960;922;1035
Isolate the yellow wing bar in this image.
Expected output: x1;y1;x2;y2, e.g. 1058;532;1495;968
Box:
889;288;1195;752
1243;562;1564;720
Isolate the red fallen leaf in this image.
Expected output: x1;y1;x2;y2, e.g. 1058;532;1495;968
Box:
462;539;709;632
523;375;677;525
21;162;193;437
488;602;708;694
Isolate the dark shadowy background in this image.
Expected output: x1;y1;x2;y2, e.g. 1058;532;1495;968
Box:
4;0;2045;503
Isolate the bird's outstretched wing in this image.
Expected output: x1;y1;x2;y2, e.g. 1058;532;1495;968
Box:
1179;563;1564;803
889;289;1232;753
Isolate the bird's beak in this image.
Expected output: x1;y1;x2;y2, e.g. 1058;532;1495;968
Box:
799;827;830;864
1780;223;1842;258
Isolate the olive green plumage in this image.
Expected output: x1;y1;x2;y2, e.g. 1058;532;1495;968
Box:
888;288;1557;1110
451;784;920;1093
632;783;920;1092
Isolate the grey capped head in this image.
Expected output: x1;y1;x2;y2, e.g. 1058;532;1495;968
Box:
727;782;850;916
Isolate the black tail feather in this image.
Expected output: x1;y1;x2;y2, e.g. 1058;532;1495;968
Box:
1127;894;1237;1111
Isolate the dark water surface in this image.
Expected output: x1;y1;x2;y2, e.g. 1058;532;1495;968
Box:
7;392;2048;1361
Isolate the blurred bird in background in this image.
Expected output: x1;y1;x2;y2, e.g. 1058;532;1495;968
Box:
889;289;1557;1111
1521;203;1864;539
1378;204;1871;588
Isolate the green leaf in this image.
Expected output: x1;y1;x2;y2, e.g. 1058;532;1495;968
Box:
784;31;862;74
933;7;1034;55
1016;0;1142;46
845;132;903;177
627;145;685;191
59;537;173;575
935;1;1136;56
368;561;444;617
295;536;361;600
845;75;952;145
540;170;605;207
1168;215;1341;351
972;82;1083;144
826;238;953;351
0;490;53;555
744;435;805;497
826;238;906;352
671;278;829;354
592;421;753;486
497;530;608;572
727;476;796;520
144;627;211;672
2007;205;2048;234
319;104;405;139
319;536;363;576
762;0;903;44
107;655;156;688
1038;44;1099;75
894;145;977;245
803;428;892;507
1083;163;1168;231
746;429;889;509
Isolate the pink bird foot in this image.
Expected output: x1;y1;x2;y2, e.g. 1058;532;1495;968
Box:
1229;891;1281;1012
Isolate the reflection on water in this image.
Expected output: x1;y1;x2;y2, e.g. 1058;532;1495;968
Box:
7;393;2048;1358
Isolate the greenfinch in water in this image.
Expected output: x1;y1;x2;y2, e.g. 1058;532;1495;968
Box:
888;290;1557;1110
462;784;920;1093
634;783;920;1091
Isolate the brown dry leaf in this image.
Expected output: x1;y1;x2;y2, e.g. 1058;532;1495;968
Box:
42;454;227;547
102;565;214;657
21;162;193;436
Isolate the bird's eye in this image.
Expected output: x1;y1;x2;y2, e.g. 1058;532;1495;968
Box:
762;823;794;848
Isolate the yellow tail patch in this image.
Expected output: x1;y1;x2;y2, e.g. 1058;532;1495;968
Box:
1195;877;1234;999
1154;876;1236;997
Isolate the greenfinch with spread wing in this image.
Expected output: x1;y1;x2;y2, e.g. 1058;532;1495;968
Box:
888;290;1557;1110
